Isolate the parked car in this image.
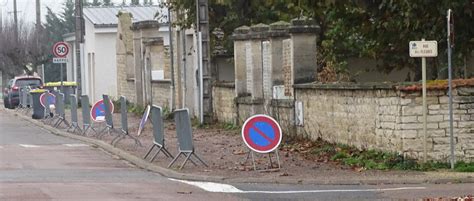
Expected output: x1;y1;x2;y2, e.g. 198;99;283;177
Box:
3;76;43;109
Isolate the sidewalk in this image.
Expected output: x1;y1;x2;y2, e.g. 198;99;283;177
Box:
2;105;473;185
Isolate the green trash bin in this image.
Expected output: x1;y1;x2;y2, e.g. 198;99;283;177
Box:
30;89;47;119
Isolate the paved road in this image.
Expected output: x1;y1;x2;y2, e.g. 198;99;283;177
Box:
1;109;473;200
0;111;239;201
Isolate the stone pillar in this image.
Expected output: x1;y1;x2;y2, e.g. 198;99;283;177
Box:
116;12;134;102
133;29;144;106
249;23;269;99
289;17;320;84
269;21;290;86
282;39;293;97
132;21;164;106
232;26;250;97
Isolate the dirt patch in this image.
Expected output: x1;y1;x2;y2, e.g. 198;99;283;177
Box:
48;108;438;183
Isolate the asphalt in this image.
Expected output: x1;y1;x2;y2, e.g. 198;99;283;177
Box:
1;105;473;186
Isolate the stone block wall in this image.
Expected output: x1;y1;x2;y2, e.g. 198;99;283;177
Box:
295;84;396;150
151;81;171;109
398;88;474;161
293;83;474;162
122;80;136;103
211;81;473;161
270;99;296;136
212;82;237;124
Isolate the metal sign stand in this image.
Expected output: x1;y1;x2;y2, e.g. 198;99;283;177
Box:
97;95;116;139
111;96;142;147
167;108;208;170
41;92;53;124
48;91;60;126
144;105;174;162
81;95;98;136
67;94;82;134
16;87;25;112
244;149;281;171
53;93;70;128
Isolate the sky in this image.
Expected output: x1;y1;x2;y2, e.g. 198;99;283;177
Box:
0;0;145;26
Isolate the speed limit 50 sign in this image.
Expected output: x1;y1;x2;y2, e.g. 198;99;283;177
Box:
53;42;69;58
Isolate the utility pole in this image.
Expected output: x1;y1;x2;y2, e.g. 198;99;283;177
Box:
0;6;3;33
75;0;84;96
35;0;41;30
195;0;212;124
13;0;18;42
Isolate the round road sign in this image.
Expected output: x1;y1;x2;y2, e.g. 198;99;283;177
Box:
90;99;114;122
242;114;282;154
52;42;69;58
39;92;56;108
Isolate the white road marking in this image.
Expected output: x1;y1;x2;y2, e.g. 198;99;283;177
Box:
63;143;89;147
19;144;41;148
169;178;427;194
169;178;243;193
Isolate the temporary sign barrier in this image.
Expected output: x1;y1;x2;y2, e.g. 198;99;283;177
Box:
67;94;81;134
81;95;97;135
53;93;69;128
168;108;207;170
143;105;173;162
111;96;142;147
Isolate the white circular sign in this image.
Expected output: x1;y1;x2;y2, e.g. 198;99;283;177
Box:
53;42;69;58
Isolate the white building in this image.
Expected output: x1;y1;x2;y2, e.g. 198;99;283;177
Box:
65;6;169;103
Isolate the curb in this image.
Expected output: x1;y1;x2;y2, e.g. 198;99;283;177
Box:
2;107;474;185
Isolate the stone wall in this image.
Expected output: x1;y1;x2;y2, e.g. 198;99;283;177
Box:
294;84;400;151
151;81;171;109
212;82;237;124
293;83;474;162
211;81;474;162
398;87;474;161
122;79;136;103
116;12;135;102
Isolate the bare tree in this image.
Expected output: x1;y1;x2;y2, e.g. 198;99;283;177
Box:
0;19;50;77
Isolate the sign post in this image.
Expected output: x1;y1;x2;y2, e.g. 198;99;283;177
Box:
242;114;282;170
52;42;69;94
447;9;455;169
409;39;438;162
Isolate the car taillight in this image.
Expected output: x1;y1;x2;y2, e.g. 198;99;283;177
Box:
12;86;19;91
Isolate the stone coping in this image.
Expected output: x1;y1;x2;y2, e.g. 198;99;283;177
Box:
151;79;171;84
235;96;264;105
270;99;294;108
213;81;235;88
294;80;474;92
294;82;396;90
132;20;168;30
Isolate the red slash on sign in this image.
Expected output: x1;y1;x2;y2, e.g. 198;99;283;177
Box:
242;115;282;153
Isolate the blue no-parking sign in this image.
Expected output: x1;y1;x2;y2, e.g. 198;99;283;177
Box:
242;115;282;153
90;99;114;122
40;92;56;108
